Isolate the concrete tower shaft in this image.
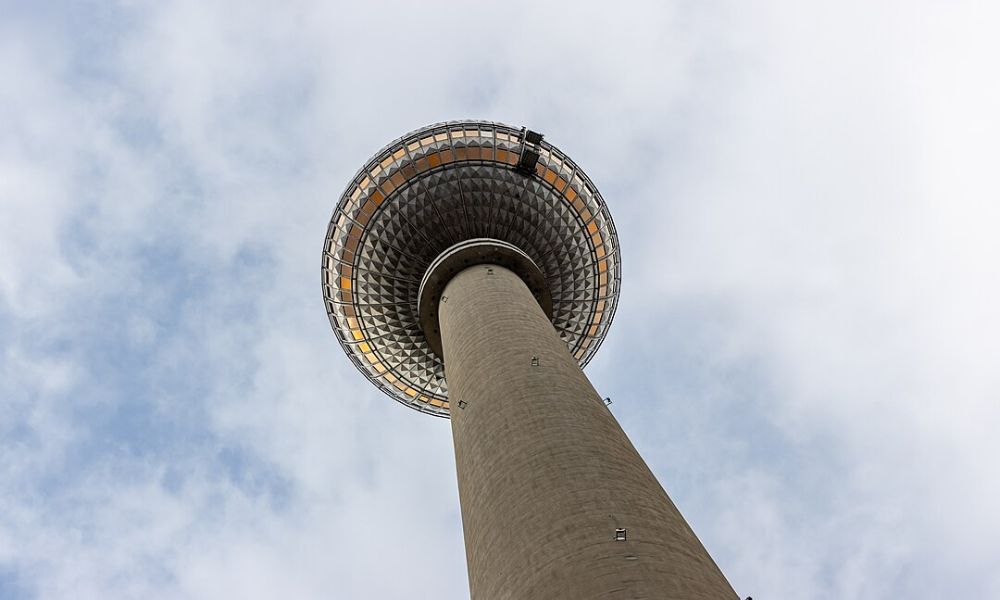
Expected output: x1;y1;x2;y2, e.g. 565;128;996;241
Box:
440;264;738;599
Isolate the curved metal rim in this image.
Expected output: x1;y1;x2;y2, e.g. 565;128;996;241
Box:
417;239;553;359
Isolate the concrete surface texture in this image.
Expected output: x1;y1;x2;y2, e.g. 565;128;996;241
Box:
440;264;738;599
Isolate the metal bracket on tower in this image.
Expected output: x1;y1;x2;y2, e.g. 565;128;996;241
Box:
516;128;544;175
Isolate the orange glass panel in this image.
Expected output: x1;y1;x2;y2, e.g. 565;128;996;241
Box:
356;207;372;226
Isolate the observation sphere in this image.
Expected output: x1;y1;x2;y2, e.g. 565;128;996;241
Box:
322;121;621;416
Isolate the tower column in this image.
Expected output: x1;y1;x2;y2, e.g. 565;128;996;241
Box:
439;264;738;600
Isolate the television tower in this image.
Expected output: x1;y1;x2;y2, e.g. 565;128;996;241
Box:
322;121;737;599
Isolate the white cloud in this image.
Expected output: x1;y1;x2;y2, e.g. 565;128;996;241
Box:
1;1;998;598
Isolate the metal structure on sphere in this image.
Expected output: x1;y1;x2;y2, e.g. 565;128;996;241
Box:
321;121;622;416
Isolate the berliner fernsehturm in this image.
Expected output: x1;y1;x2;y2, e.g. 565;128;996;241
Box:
322;121;737;599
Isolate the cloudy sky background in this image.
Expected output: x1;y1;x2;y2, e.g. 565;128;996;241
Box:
2;1;999;598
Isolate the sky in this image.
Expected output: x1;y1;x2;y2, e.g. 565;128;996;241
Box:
1;1;999;598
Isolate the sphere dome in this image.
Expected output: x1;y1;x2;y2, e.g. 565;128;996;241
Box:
322;121;621;417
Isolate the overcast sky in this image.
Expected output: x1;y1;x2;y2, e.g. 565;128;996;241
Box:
2;1;999;598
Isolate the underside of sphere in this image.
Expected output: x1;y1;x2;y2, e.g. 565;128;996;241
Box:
322;121;621;416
